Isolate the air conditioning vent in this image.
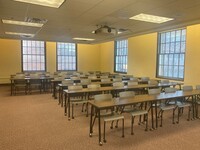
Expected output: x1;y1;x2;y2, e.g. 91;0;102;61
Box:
25;17;48;24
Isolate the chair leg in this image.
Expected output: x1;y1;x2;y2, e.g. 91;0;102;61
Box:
177;107;180;124
115;120;119;128
172;108;176;124
187;106;191;121
145;113;148;131
110;121;114;129
72;104;74;119
160;110;164;127
122;119;124;138
103;121;106;143
131;116;135;135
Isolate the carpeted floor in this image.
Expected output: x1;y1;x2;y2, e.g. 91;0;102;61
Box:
0;85;200;150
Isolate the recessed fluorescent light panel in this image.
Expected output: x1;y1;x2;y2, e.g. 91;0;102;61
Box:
2;19;43;27
130;13;174;24
5;32;35;37
73;38;95;41
13;0;65;8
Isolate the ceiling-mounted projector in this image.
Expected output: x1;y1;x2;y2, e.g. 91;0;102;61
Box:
93;25;117;35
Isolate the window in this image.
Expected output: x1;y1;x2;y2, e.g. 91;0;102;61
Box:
22;40;46;72
157;28;186;80
57;42;77;71
114;39;128;73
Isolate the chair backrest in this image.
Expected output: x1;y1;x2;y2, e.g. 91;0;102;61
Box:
141;77;150;82
101;78;111;82
113;78;122;82
70;76;80;80
148;88;161;95
62;80;74;85
80;79;91;85
68;85;83;90
88;75;97;79
119;91;135;98
130;77;138;82
87;84;100;89
148;80;158;85
165;87;177;93
127;81;138;86
100;75;108;79
196;85;200;90
160;79;170;84
113;82;124;87
94;94;112;102
182;85;193;91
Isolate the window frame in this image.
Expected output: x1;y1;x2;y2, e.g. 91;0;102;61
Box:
114;39;128;74
156;28;186;81
21;40;46;72
56;42;77;71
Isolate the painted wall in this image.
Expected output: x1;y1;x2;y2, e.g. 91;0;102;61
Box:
100;41;114;73
128;33;157;78
0;39;21;83
184;24;200;86
77;44;101;72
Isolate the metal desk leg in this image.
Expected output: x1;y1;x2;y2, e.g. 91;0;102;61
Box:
68;94;71;120
150;101;155;130
64;93;67;116
98;109;102;146
89;105;94;137
155;101;158;129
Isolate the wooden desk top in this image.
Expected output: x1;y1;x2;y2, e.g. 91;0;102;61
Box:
89;90;200;109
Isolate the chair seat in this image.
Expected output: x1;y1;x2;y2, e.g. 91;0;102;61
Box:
160;105;176;111
196;100;200;104
103;114;124;122
130;109;148;116
177;102;191;108
71;99;88;104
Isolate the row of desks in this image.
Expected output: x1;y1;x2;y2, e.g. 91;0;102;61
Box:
88;90;200;145
63;82;182;120
10;77;53;95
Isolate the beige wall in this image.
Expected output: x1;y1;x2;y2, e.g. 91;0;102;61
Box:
0;39;21;83
77;44;101;72
128;33;157;78
100;41;114;73
46;42;56;73
184;24;200;86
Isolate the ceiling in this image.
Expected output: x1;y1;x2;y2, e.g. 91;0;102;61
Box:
1;0;200;44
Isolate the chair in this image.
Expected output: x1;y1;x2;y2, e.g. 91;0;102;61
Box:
160;79;170;84
101;78;111;82
112;82;124;97
29;78;42;94
113;78;122;82
130;77;139;82
195;85;200;118
148;80;158;85
100;75;108;79
59;80;74;106
80;79;91;86
87;84;102;100
94;94;124;143
148;88;161;128
68;85;88;119
13;78;28;95
140;77;150;84
175;85;192;123
158;87;177;127
119;91;148;135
